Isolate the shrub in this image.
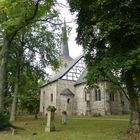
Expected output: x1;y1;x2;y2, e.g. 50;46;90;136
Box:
0;109;10;130
62;111;67;115
47;106;56;112
92;113;102;117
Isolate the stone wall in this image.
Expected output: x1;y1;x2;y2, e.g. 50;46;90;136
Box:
40;82;57;115
40;80;129;116
75;84;87;115
110;92;129;114
60;95;74;115
56;79;76;115
90;82;110;116
121;93;129;114
75;82;111;116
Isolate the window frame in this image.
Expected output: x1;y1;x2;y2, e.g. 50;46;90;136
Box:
95;88;101;101
50;93;53;102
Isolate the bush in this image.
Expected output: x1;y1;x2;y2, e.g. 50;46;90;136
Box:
0;109;10;130
62;111;67;115
92;113;102;117
47;106;56;112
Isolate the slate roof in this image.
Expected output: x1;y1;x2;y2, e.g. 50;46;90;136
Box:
60;88;74;96
41;54;84;88
75;69;87;85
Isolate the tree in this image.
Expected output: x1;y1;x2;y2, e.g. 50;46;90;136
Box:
68;0;140;132
9;22;60;121
0;0;56;109
18;66;44;119
0;0;61;128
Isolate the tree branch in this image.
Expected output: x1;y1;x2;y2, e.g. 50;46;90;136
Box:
106;78;130;101
8;0;41;45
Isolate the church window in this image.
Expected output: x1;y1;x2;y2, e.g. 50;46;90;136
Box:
85;92;86;101
43;91;45;97
110;93;114;101
42;91;45;100
84;87;90;101
51;94;53;102
67;98;70;104
42;91;45;113
95;88;101;101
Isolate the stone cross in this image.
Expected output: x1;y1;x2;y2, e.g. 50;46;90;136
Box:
45;106;56;132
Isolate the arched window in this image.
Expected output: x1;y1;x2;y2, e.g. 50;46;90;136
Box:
43;91;45;109
67;98;70;104
51;94;53;102
95;88;101;101
110;93;114;101
43;91;45;99
84;87;90;101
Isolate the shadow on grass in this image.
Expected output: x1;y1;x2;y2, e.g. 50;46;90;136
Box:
1;123;25;132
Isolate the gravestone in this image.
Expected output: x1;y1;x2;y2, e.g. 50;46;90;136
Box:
45;106;56;132
62;111;67;124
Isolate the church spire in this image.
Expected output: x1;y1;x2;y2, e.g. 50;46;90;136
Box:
61;19;70;57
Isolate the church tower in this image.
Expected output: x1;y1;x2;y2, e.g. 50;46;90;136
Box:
51;20;73;76
59;19;73;68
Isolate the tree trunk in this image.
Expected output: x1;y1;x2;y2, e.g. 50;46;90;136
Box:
10;88;17;122
10;82;18;122
10;57;20;122
125;70;140;132
0;36;9;110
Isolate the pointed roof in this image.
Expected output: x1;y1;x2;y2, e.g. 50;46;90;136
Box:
61;19;72;59
60;88;74;96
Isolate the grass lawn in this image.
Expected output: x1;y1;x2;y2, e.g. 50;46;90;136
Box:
0;114;136;140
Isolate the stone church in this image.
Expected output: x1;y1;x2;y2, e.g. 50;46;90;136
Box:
40;22;129;116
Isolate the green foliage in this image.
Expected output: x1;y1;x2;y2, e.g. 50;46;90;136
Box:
106;83;120;95
0;109;10;130
1;0;61;71
62;111;67;115
0;0;63;128
68;0;140;90
47;106;56;112
0;0;55;33
6;22;61;117
92;113;101;117
69;0;140;131
18;67;44;115
20;93;40;114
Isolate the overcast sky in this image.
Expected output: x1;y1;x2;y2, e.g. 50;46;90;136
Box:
56;0;83;58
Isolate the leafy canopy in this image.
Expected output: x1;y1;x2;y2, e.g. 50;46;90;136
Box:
68;0;140;87
0;0;54;32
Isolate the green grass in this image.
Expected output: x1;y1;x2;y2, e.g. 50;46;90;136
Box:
0;115;133;140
